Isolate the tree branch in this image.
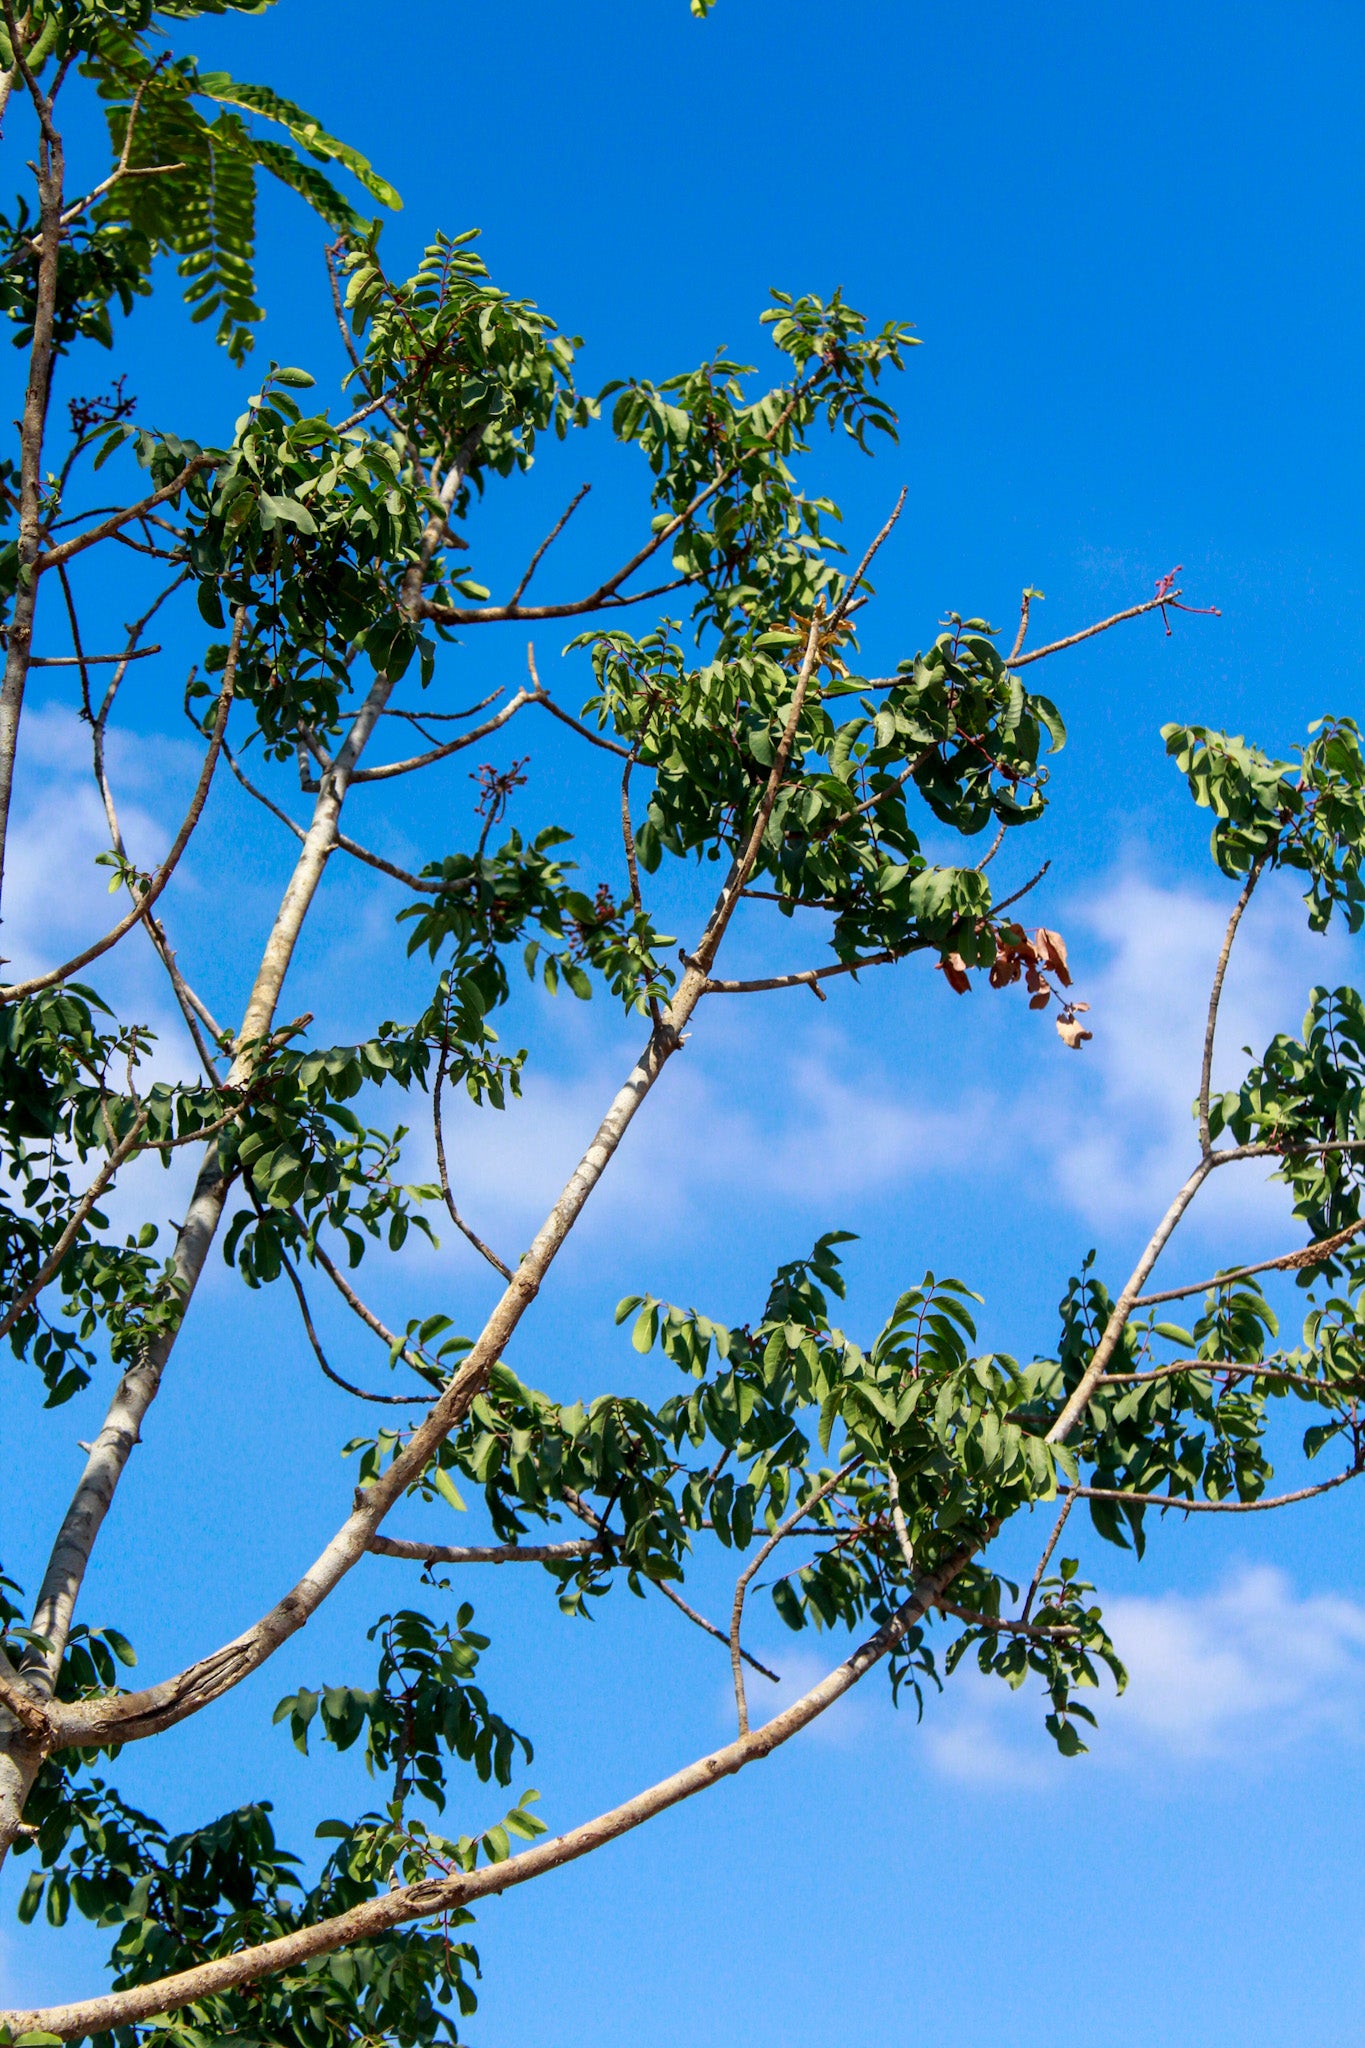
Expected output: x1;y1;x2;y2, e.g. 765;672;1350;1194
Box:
42;520;908;1759
35;453;215;572
13;660;404;1717
1045;1156;1218;1445
26;646;160;669
1131;1218;1365;1308
1019;1493;1074;1624
506;483;591;606
369;1535;596;1565
340;688;533;783
1199;859;1264;1153
933;1598;1078;1640
8;1540;980;2040
275;1235;436;1408
421;385;814;629
0;53;63;902
1007;590;1180;668
526;654;631;757
0;1108;149;1341
703;945;922;996
432;1027;514;1282
729;1458;861;1735
1072;1468;1363;1514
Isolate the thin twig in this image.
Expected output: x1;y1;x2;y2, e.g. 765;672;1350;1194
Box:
934;1598;1077;1640
342;690;533;784
36;454;215;572
1019;1494;1074;1623
729;1457;862;1735
828;488;907;634
1097;1357;1360;1393
654;1578;781;1684
0;1110;149;1340
1007;589;1036;664
140;910;223;1084
278;1244;435;1407
703;944;923;996
28;646;160;669
1199;859;1264;1154
423;383;816;628
1072;1468;1363;1514
507;483;591;606
974;820;1008;873
379;688;504;726
303;1232;432;1383
432;1028;514;1281
1132;1218;1365;1308
556;1487;777;1678
1008;591;1178;670
990;861;1051;919
526;648;631;757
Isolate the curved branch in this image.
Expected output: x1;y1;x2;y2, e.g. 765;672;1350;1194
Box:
1045;1156;1218;1444
304;1233;432;1380
344;688;532;782
555;1486;778;1680
1200;859;1264;1153
422;384;813;629
703;945;920;996
1072;1467;1363;1514
526;662;630;757
35;454;215;572
729;1458;861;1734
1007;590;1179;669
432;1030;514;1282
277;1243;436;1408
0;611;242;1004
222;736;448;894
6;1540;980;2042
0;1109;148;1342
1132;1217;1365;1309
369;1535;595;1565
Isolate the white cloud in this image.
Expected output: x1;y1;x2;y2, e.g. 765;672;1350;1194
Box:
922;1565;1365;1788
401;1030;997;1282
1;707;208;1239
382;857;1361;1307
1041;869;1353;1232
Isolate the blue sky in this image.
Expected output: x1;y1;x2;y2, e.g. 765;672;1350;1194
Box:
4;2;1365;2041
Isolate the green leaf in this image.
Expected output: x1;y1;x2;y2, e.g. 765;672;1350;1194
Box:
431;1465;467;1513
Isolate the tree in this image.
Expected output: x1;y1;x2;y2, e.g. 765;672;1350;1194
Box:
1;1;1364;2040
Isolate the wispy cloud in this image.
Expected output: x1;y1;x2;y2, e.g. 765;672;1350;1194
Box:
2;707;207;1237
922;1566;1365;1788
422;863;1355;1269
1040;868;1354;1233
